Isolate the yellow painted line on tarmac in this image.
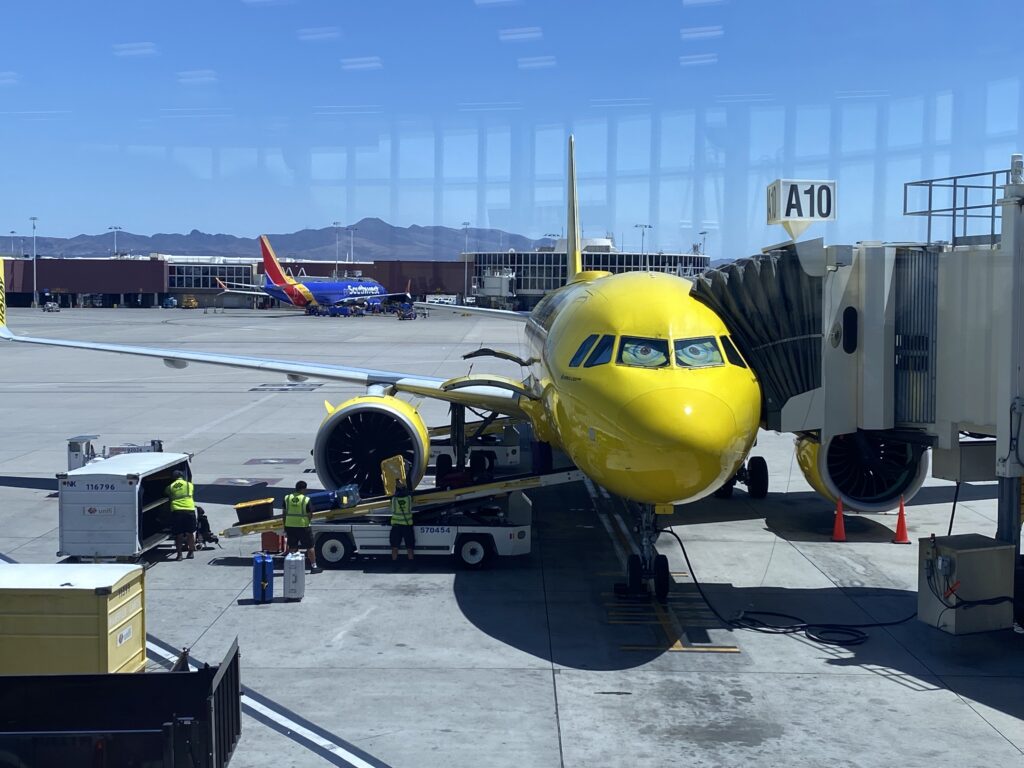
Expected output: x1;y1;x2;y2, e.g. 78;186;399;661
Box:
620;643;741;654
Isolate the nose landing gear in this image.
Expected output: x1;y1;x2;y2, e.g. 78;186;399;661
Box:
621;503;672;600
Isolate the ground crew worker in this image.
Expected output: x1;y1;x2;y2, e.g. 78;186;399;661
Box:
165;469;196;561
284;480;319;573
389;480;415;562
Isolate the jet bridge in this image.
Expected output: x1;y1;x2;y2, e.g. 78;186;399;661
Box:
693;154;1024;549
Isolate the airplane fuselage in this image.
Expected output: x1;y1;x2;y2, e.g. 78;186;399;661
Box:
263;277;386;308
519;270;761;505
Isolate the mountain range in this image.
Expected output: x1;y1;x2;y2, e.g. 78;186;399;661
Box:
10;218;547;261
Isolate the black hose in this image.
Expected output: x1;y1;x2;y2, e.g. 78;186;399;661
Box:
658;527;917;647
947;481;961;536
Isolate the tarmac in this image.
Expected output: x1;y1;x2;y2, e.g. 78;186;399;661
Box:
1;306;1022;768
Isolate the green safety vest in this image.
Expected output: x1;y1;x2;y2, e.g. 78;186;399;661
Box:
283;493;311;528
166;479;195;512
390;495;414;526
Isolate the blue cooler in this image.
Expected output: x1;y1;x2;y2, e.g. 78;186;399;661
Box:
252;552;274;603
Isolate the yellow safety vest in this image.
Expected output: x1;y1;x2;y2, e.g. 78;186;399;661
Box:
390;495;414;526
166;479;195;512
283;493;311;528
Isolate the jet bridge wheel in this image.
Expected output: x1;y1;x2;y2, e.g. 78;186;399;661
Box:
315;533;355;569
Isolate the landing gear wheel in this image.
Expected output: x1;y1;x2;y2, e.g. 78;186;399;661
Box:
746;456;769;499
315;534;354;569
653;554;670;600
456;535;492;569
713;477;735;499
626;554;643;594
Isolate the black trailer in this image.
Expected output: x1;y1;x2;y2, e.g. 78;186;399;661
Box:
0;639;242;767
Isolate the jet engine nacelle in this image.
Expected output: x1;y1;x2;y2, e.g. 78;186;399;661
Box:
795;431;930;513
313;395;429;497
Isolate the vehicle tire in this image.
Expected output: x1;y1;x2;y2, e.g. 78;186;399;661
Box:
713;477;735;499
746;456;769;499
456;535;492;569
653;554;670;600
436;454;453;483
315;533;354;569
626;554;643;593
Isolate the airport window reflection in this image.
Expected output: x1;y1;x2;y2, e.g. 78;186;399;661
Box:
618;337;670;368
169;264;256;291
674;338;724;368
583;335;615;368
569;334;599;368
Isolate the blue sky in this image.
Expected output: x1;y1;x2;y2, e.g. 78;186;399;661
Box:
0;0;1020;257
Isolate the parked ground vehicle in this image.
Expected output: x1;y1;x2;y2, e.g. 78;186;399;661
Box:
42;302;60;312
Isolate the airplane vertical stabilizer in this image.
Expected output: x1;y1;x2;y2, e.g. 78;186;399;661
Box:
260;235;296;287
566;134;583;280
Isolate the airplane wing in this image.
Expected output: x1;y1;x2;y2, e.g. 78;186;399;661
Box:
0;305;530;418
215;278;266;296
413;302;529;322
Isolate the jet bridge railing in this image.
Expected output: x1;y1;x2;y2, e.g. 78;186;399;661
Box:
904;167;1013;246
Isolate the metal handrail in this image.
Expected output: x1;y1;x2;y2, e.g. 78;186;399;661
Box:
904;168;1011;245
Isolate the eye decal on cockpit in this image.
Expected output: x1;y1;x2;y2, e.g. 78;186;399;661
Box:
674;337;724;368
618;337;670;368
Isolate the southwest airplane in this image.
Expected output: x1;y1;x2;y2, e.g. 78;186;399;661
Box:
0;136;763;594
216;235;409;309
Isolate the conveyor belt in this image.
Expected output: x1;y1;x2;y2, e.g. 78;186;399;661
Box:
690;248;822;430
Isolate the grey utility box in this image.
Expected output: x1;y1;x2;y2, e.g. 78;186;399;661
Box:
917;534;1015;635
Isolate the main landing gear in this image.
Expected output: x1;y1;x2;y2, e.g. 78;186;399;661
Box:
622;503;671;601
713;456;769;499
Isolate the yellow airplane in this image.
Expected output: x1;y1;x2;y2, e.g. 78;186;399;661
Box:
0;136;763;595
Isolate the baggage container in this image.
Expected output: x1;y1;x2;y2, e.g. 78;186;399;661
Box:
57;452;192;559
283;553;305;601
0;564;145;674
234;497;275;525
251;553;274;603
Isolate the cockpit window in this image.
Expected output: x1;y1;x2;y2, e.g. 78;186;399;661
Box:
618;337;670;368
674;337;724;368
569;334;599;368
719;335;747;369
583;335;615;368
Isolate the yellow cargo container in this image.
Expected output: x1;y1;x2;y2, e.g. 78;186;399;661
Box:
0;564;146;674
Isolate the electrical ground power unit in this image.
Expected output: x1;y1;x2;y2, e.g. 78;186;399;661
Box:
917;534;1015;635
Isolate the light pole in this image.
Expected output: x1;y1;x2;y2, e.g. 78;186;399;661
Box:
30;216;38;307
634;223;652;270
332;221;341;277
345;226;357;264
108;225;123;257
8;230;14;256
461;221;471;301
698;230;707;255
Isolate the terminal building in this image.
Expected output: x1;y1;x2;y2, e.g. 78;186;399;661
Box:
1;239;709;310
469;238;709;309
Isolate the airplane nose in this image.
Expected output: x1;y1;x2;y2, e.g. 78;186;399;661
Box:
613;388;747;502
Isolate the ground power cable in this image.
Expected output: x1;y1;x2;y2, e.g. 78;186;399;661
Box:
658;527;917;647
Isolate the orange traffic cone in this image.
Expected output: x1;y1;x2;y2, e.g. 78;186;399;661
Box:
831;498;846;542
892;496;911;544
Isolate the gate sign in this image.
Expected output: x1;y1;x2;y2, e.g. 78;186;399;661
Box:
766;179;836;239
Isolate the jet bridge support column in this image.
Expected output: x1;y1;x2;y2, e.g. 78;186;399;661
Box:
995;155;1024;622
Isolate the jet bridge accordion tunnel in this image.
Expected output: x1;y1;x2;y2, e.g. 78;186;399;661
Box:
690;241;931;513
